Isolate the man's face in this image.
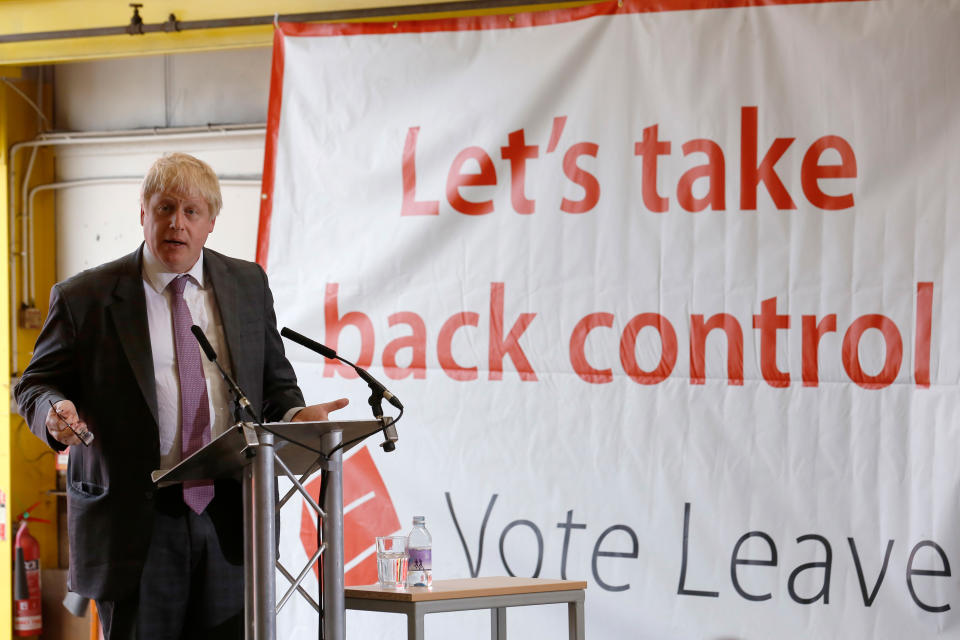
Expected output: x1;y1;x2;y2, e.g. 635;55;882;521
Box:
141;190;216;273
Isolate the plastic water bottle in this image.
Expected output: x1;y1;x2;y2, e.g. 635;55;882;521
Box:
406;515;433;588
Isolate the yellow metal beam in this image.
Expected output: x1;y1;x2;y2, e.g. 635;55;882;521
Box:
3;25;272;64
2;72;59;640
0;84;11;640
0;0;598;65
2;0;443;33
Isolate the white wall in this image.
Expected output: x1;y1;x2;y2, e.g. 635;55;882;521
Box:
54;48;272;130
54;137;267;277
51;48;274;279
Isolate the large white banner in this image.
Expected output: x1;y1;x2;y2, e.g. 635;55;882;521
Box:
260;1;960;637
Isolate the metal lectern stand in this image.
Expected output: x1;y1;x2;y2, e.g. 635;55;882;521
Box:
152;419;384;640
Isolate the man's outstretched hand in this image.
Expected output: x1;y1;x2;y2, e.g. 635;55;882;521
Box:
291;398;350;422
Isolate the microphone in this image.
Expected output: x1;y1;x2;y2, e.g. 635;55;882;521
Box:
279;327;336;360
281;326;401;452
191;324;219;362
280;327;403;410
191;325;261;424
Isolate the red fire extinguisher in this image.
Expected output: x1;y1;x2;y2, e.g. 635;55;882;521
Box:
14;504;48;637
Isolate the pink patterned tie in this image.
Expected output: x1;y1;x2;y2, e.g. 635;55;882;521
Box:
169;275;214;514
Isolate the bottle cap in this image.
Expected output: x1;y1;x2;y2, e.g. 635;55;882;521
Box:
413;515;425;524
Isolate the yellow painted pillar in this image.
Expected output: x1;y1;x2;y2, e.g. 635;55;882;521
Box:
0;69;13;640
2;67;58;640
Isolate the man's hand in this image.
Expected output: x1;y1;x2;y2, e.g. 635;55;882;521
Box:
45;399;87;447
291;398;350;422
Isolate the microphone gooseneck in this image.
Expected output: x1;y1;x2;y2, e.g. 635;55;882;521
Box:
191;325;329;458
281;326;402;451
280;327;402;409
190;324;259;424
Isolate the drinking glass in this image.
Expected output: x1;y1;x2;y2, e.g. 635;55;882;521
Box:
376;535;408;588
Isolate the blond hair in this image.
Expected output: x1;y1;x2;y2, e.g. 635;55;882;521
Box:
140;152;223;217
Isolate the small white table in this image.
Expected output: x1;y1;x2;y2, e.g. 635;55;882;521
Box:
345;576;587;640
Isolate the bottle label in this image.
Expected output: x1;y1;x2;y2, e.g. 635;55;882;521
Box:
408;548;432;572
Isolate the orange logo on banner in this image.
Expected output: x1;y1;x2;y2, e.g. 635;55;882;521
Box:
299;446;400;585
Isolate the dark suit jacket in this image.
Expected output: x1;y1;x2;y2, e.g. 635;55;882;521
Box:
14;245;305;600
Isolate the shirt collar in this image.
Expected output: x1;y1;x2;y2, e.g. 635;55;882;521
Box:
142;243;206;294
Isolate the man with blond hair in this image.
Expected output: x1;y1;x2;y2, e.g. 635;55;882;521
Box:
15;152;346;638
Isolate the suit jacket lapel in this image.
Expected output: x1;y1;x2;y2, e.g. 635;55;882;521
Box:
107;246;160;427
204;249;247;388
205;249;267;419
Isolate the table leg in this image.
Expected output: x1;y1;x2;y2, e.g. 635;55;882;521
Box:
568;598;584;640
490;607;507;640
407;611;425;640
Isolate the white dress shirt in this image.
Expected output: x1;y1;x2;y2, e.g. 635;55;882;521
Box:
142;245;236;471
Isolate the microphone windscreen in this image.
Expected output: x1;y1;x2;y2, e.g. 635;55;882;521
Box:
190;324;218;362
281;327;337;359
